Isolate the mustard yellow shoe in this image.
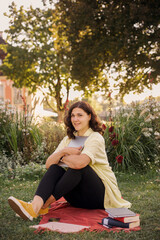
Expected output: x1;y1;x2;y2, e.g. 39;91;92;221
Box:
18;200;49;215
15;200;49;218
38;207;49;215
8;196;38;221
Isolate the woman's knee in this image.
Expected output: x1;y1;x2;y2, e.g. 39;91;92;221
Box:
47;164;65;174
67;165;90;173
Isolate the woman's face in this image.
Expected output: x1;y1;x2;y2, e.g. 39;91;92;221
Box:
71;107;91;136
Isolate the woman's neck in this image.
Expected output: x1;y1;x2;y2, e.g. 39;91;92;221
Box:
77;128;89;136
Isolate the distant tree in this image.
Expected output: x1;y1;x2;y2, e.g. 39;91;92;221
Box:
53;0;160;96
0;3;75;121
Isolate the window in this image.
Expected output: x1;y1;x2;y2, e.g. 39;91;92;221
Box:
13;87;23;104
0;84;4;101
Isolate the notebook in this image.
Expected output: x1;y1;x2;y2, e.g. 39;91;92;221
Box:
105;208;136;218
59;136;88;167
68;136;88;148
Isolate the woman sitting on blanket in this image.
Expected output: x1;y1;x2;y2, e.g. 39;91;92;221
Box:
8;101;131;221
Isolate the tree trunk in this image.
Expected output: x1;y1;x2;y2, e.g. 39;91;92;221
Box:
57;109;64;122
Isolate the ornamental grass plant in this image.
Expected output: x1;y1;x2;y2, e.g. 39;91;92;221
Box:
0;100;47;178
0;100;43;160
104;98;160;172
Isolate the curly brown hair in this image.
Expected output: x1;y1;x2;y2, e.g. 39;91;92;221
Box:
64;101;104;139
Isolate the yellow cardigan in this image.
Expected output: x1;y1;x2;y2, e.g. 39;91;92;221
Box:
54;128;131;209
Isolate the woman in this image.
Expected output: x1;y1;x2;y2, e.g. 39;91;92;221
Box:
8;101;131;221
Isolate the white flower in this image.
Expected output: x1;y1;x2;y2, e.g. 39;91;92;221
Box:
154;131;160;136
122;113;128;117
148;128;153;132
150;115;155;120
6;111;10;116
143;132;151;137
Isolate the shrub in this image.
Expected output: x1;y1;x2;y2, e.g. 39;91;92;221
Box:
39;119;66;156
104;98;160;172
0;100;66;178
0;153;46;180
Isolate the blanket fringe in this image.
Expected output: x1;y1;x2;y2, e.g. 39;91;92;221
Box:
33;225;141;234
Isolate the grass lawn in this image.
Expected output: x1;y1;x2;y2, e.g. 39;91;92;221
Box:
0;170;160;240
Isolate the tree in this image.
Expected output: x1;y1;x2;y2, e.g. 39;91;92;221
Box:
54;0;160;96
0;3;75;121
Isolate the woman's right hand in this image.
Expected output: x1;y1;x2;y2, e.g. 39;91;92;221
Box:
46;146;82;169
62;146;82;156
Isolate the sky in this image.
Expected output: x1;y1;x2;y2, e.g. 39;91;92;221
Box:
0;1;44;37
0;0;160;103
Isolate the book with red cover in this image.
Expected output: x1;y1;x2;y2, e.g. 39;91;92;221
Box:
113;214;140;223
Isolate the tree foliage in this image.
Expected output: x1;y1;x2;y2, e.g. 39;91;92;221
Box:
55;0;160;95
1;0;159;113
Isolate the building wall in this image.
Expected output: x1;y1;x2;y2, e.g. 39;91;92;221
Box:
0;76;30;112
0;76;58;119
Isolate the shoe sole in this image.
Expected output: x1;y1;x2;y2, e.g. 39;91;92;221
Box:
8;196;33;221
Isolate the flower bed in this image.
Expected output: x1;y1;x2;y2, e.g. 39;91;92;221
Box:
103;98;160;171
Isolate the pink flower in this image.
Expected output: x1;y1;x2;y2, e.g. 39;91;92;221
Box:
102;124;107;130
111;139;119;146
109;126;114;133
116;155;123;163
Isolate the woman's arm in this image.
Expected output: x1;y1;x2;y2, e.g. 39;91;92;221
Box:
46;147;82;169
61;154;91;169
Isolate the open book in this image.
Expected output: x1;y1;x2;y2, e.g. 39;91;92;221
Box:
58;136;88;167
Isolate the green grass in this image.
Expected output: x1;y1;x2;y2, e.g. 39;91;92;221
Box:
0;170;160;240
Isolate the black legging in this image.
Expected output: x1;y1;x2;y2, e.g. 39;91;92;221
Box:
35;164;105;209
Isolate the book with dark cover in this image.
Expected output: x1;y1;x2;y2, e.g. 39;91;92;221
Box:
102;217;140;229
113;214;140;223
105;208;136;218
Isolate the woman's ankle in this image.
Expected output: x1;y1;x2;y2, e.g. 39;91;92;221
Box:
41;195;56;209
32;195;44;214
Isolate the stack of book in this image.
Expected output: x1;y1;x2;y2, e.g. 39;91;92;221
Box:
102;208;140;229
